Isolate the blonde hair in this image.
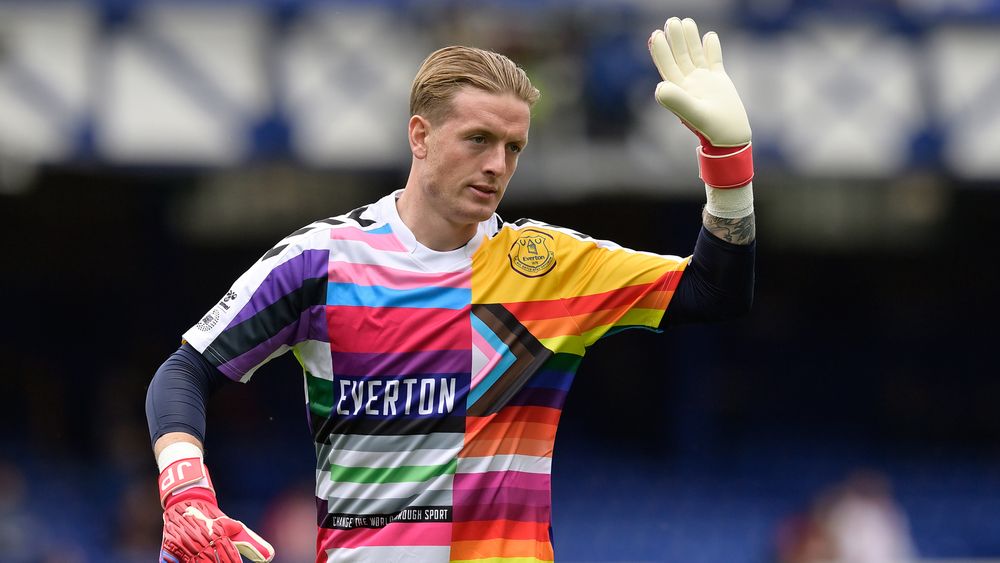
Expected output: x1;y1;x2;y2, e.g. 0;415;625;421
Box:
410;46;540;123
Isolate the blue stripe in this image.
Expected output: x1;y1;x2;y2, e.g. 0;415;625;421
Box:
471;352;516;405
525;368;576;391
469;316;517;405
367;223;393;234
471;314;506;353
160;550;180;563
327;282;470;309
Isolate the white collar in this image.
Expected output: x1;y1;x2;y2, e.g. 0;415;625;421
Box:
371;189;496;268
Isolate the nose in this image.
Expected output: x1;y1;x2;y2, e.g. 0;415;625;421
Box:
482;144;507;178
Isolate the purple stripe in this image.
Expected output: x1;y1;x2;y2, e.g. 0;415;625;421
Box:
217;305;327;379
308;305;329;341
453;501;551;523
227;249;329;328
453;470;550;492
331;349;470;377
453;485;551;509
507;387;568;410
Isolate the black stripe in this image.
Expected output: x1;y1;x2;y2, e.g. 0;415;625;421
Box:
259;224;319;263
260;243;288;261
207;276;327;363
347;205;374;227
468;304;552;416
259;217;349;262
513;217;590;240
317;504;452;529
312;412;465;441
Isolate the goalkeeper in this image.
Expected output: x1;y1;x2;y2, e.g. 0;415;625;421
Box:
146;16;755;562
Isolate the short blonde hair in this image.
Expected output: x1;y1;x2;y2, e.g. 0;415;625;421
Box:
410;46;540;124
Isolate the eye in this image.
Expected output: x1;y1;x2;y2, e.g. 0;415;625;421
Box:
470;135;487;144
508;143;522;154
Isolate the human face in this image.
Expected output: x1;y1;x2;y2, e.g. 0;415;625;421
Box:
417;88;530;229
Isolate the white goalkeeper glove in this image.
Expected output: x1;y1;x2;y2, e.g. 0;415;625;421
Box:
649;17;754;217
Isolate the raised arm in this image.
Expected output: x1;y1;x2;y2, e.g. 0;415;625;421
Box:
649;17;756;325
649;17;755;245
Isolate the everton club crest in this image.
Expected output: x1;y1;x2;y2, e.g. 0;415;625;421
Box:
508;229;557;278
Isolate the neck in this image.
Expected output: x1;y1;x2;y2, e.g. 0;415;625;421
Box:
396;185;477;252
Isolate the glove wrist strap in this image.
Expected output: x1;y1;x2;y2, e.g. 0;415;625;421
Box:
158;457;215;508
698;142;754;189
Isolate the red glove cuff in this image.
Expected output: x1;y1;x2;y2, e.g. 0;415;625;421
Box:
158;457;215;508
697;142;754;189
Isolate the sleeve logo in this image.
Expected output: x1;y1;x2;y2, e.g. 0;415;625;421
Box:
195;290;237;332
508;229;557;278
195;308;220;331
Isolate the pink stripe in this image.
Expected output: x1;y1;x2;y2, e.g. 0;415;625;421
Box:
471;329;502;388
471;328;494;357
317;522;451;549
471;322;503;387
329;227;407;252
453;470;550;493
329;261;470;289
329;306;470;354
471;348;504;389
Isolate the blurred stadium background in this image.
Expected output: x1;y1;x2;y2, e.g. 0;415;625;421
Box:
2;0;1000;561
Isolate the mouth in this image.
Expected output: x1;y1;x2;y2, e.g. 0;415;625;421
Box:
469;184;498;196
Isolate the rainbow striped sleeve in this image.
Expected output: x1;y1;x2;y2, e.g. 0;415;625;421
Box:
474;222;688;355
453;221;687;562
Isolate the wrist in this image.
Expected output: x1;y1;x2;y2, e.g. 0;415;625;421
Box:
157;443;215;508
697;142;754;189
157;440;204;471
705;182;754;219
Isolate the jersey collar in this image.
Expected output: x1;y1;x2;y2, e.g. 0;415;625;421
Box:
374;189;496;266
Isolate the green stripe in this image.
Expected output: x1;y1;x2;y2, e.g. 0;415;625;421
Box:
302;366;333;418
329;460;457;484
547;352;583;372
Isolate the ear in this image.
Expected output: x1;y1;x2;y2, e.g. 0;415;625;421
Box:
408;115;431;159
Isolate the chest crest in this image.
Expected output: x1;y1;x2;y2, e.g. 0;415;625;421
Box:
507;229;557;278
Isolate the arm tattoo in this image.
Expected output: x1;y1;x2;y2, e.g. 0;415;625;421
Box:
702;210;755;245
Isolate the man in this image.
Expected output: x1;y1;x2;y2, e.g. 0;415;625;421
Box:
147;16;755;563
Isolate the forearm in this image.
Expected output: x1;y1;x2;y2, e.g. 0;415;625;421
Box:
699;158;755;245
703;208;755;246
154;432;203;459
665;225;754;325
